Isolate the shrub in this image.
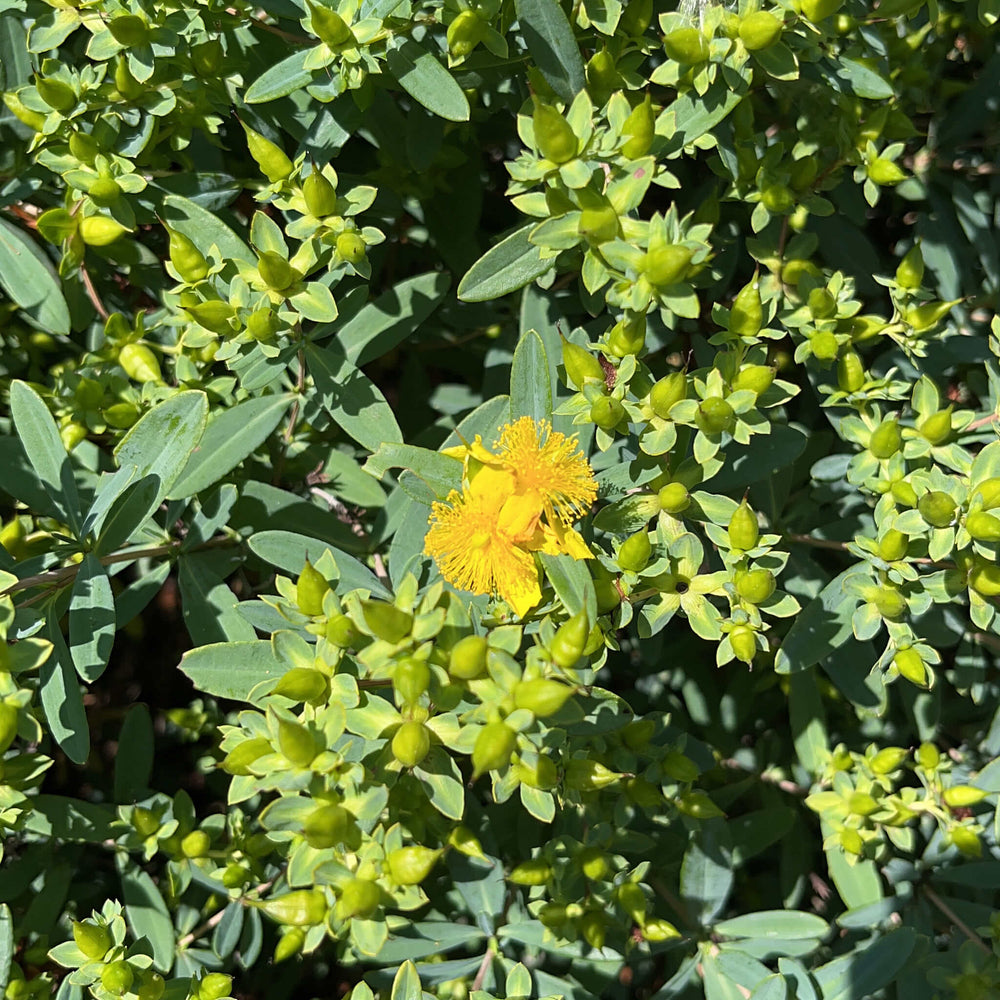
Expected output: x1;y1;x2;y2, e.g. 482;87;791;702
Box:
0;0;999;998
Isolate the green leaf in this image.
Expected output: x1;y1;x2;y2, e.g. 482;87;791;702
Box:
749;976;788;1000
0;218;70;335
330;272;451;367
244;47;313;104
514;0;585;103
113;704;154;803
510;329;552;424
160;193;254;264
788;670;828;775
666;79;745;153
592;494;660;535
458;224;555;303
305;343;403;453
415;748;465;820
178;551;257;645
729;807;796;867
821;820;883;909
372;921;486;962
390;961;423;1000
93;473;161;556
538;553;597;622
447;854;505;935
166;393;293;499
114;391;209;505
40;617;89;765
179;640;287;702
68;554;116;682
680;819;734;925
828;57;894;100
714;911;828;941
365;444;463;499
0;905;12;995
9;380;81;534
118;858;176;972
813;928;915;1000
385;40;469;122
774;567;857;674
20;796;113;841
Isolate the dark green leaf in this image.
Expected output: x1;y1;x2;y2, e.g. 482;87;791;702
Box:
385;40;469;122
179;640;286;702
680;819;734;925
774;567;857;674
118;858;176;972
813;929;915;1000
244;47;313;104
161;193;254;264
40;617;89;765
514;0;585;102
114;704;154;803
68;554;116;682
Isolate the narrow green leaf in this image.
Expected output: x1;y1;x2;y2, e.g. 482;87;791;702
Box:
244;47;313;103
178;551;257;645
714;910;828;941
0;905;12;995
9;380;81;533
68;554;116;683
179;640;286;702
305;343;403;453
821;820;883;909
813;928;915;1000
538;553;597;622
94;475;161;556
391;961;423;1000
510;329;552;424
41;617;89;765
114;390;209;504
680;819;734;925
113;704;154;803
166;393;292;499
118;860;176;972
788;669;828;775
365;443;463;499
774;567;857;674
0;218;70;335
514;0;585;103
458;224;555;303
385;40;469;122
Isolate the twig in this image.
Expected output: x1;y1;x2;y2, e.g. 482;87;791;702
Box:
0;535;236;599
922;884;992;956
176;905;227;950
80;265;110;321
720;758;809;797
471;946;496;991
968;412;999;431
782;533;955;568
967;630;1000;653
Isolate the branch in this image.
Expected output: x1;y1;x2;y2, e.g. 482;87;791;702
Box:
923;884;992;956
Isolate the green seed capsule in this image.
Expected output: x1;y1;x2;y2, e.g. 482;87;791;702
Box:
564;758;620;790
730;625;757;664
617;531;652;573
262;888;329;926
472;721;516;776
619;0;652;35
109;14;149;46
918;491;957;528
736;568;776;604
606;312;647;357
895;244;924;289
590;396;625;430
869;418;901;459
88;176;122;207
732;364;775;396
394;656;430;704
891;479;918;507
258;250;296;292
221;736;272;775
509;858;552;885
242;122;293;182
810;331;839;361
663;26;709;64
808;287;837;320
101;962;134;996
80;216;130;246
136;974;166;1000
167;227;209;283
872;586;907;620
974;478;1000;510
643;244;693;286
578;201;620;244
73;921;111;960
447;9;486;57
658;482;690;514
649;371;687;418
578;845;609;881
586;48;622;105
307;0;354;46
181;829;211;858
303;168;338;218
532;99;578;164
359;599;412;642
943;785;989;808
104;402;140;428
918;406;952;445
35;75;76;112
621;94;655;159
696;397;735;435
966;511;1000;542
837;350;865;392
273;927;306;963
448;634;488;679
878;529;908;561
729;280;763;337
392;720;431;767
119;343;162;383
616;881;647;921
296;558;330;616
387;846;439;885
199;974;233;1000
336;231;367;264
550;610;590;667
302;803;350;849
728;499;759;550
868;158;906;185
3;92;46;131
184;299;235;333
739;11;782;49
799;0;843;20
272;667;329;705
516;754;558;789
114;57;143;100
246;307;279;342
905;300;955;333
512;678;575;717
277;717;318;767
893;647;926;685
969;559;1000;597
561;336;605;390
335;878;380;920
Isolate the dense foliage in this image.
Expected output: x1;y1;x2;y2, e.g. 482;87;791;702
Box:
1;0;1000;998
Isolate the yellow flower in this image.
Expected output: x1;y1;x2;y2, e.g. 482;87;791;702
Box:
424;417;597;617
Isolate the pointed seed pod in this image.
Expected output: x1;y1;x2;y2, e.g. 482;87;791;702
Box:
532;99;578;164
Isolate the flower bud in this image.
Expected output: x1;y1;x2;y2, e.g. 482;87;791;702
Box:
895;244;924;289
918;407;952;445
649;372;686;418
949;826;981;858
905;300;955;333
241;122;293;183
295;559;330;616
303;168;338;218
508;859;552;885
590;396;625;430
181;830;211;858
663;27;709;64
872;587;907;621
966;511;1000;542
261;888;329;926
810;331;839;361
184;299;235;333
119;343;162;384
532;99;578;164
695;397;735;435
335;878;380;920
735;568;775;604
943;785;989;808
302;803;350;849
870;747;908;774
561;337;605;390
101;962;134;996
644;917;681;941
472;721;516;776
578;200;620;245
621;94;655;159
394;656;430;704
893;647;926;686
642;245;693;287
277;717;318;767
